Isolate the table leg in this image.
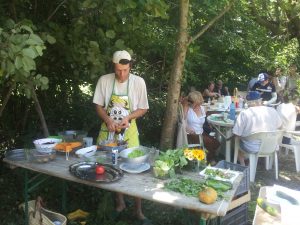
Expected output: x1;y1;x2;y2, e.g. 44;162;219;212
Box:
225;129;232;162
61;180;67;213
24;170;29;225
199;217;206;225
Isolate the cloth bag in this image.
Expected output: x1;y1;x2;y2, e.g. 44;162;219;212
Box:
176;104;188;148
21;196;67;225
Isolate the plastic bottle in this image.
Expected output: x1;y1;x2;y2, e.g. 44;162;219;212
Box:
238;97;244;108
229;101;236;120
208;97;211;105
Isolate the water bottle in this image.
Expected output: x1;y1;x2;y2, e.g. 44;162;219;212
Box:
238;97;244;108
229;101;236;120
208;97;211;105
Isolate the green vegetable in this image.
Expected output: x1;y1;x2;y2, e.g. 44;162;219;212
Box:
165;178;206;197
204;168;235;179
257;198;278;217
153;148;188;178
206;179;232;191
276;191;299;205
128;149;145;158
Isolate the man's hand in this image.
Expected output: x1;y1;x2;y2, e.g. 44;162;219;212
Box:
119;117;130;129
106;118;118;132
263;101;268;105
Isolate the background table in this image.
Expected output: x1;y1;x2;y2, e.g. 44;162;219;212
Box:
207;114;234;162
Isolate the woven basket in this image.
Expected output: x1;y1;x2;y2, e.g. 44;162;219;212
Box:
21;197;67;225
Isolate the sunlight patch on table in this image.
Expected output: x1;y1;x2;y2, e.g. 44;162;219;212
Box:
152;191;180;203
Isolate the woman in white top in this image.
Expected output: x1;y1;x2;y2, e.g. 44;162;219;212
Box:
277;89;300;144
183;91;220;164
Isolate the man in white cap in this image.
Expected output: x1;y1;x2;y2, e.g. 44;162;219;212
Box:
251;72;277;105
93;50;150;224
233;91;282;165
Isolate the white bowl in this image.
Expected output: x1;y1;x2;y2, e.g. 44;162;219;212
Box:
33;138;62;153
75;145;97;158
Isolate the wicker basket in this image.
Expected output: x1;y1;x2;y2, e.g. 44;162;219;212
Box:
21;197;67;225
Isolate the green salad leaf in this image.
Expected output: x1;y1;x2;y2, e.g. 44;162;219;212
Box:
128;149;145;158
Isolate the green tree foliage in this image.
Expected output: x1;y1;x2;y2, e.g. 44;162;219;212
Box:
0;0;299;151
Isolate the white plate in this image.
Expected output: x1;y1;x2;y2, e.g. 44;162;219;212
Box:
119;162;150;174
199;166;240;183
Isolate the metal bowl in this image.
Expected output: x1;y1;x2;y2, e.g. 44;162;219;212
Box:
58;130;87;142
119;146;150;165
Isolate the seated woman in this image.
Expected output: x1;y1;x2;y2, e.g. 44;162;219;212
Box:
277;89;300;144
183;91;220;164
202;81;220;102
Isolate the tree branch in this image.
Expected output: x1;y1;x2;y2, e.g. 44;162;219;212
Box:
29;83;49;137
188;0;236;45
9;0;17;21
47;0;68;22
248;0;282;36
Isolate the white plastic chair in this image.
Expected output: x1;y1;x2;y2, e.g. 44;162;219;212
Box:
233;130;283;182
279;131;300;173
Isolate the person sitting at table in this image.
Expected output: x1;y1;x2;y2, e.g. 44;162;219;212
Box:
247;77;258;91
203;81;220;102
214;80;230;96
277;89;300;144
251;72;277;106
183;91;220;164
286;64;300;93
270;67;287;103
232;91;282;166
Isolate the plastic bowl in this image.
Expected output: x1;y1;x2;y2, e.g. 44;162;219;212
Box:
58;130;87;142
119;146;150;165
75;145;97;158
31;149;56;163
33;138;62;153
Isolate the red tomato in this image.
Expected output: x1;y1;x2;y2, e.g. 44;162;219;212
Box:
95;165;105;175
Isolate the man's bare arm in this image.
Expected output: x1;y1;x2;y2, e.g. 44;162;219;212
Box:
95;104;117;132
119;109;148;128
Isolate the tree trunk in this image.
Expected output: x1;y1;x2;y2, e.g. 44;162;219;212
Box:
0;82;15;118
30;84;49;137
160;0;189;150
160;0;236;150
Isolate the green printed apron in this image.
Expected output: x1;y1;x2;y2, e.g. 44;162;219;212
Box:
97;78;139;148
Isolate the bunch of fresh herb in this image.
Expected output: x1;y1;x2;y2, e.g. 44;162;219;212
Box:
164;178;206;197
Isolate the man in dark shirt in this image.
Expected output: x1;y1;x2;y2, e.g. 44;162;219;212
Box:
251;73;277;105
214;80;230;96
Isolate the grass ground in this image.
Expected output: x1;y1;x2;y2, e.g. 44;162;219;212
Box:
0;150;299;225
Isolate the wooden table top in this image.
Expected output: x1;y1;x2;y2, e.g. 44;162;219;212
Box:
4;154;245;217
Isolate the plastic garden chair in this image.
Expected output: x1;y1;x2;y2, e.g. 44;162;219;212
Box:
279;130;300;173
233;130;283;182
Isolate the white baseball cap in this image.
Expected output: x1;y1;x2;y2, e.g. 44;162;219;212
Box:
112;50;131;64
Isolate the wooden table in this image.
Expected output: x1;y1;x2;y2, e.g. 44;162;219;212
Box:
4;154;249;224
